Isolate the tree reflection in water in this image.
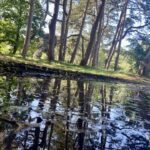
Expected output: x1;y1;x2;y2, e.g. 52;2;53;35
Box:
0;76;149;149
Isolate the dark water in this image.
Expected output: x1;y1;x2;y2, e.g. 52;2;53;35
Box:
0;75;150;150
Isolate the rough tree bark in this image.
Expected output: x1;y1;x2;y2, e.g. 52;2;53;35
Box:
80;0;105;66
48;0;60;61
21;0;35;58
70;0;90;63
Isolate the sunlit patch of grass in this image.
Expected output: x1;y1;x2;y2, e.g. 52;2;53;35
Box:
0;54;150;84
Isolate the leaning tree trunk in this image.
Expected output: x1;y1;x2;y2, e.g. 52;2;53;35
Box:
48;0;60;61
21;0;35;58
80;0;106;66
114;27;124;71
114;2;128;71
114;11;127;71
105;0;129;69
114;37;122;71
70;0;90;63
105;13;124;69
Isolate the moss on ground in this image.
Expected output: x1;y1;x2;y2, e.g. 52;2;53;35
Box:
0;54;150;84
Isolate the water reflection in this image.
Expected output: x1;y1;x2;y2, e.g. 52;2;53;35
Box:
0;76;150;149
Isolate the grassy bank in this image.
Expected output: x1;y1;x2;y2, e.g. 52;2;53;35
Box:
0;54;150;84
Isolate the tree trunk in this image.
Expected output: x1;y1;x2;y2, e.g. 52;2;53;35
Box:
114;17;126;71
64;80;71;150
70;0;90;63
114;3;128;71
13;26;21;54
13;0;22;55
92;4;105;68
81;36;85;59
105;15;124;69
21;0;35;58
80;0;105;66
48;0;60;61
100;84;107;149
62;0;73;60
59;0;68;61
48;79;61;149
105;0;129;69
114;38;122;71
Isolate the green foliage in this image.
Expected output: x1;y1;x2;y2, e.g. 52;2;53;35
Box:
129;35;150;72
31;0;45;38
0;19;16;44
0;42;12;55
0;0;28;53
27;40;39;57
0;0;44;55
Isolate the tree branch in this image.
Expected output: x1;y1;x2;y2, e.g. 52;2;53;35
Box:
122;23;150;39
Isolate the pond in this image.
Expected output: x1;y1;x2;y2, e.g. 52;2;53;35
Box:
0;74;150;150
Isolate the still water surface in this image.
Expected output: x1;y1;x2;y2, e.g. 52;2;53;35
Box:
0;75;150;150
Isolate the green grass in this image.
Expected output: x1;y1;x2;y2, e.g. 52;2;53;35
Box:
0;54;150;84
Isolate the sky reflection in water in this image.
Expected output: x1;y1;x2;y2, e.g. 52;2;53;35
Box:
0;76;150;150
